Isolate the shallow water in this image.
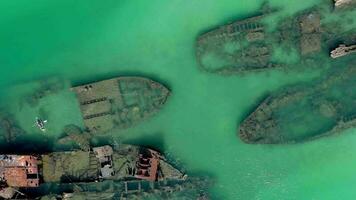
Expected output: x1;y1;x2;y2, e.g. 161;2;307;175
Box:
0;0;356;199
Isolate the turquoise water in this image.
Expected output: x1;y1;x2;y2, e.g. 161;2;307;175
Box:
0;0;356;199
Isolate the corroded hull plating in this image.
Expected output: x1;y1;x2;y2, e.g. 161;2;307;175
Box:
71;77;170;134
239;61;356;144
0;155;40;199
39;177;212;200
41;144;185;183
0;145;186;199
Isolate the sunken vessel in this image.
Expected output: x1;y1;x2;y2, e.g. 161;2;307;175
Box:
42;144;185;183
0;144;185;199
196;2;354;74
71;77;170;134
239;59;356;144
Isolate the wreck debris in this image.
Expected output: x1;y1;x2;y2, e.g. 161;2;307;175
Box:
0;113;25;143
58;125;92;151
40;177;212;200
298;13;322;55
330;44;356;58
71;77;170;134
334;0;356;9
93;146;114;179
0;187;17;199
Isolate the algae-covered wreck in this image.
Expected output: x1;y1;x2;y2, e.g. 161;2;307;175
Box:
42;145;185;183
196;9;323;74
196;0;356;74
239;59;356;144
0;144;185;199
0;75;169;139
71;77;170;134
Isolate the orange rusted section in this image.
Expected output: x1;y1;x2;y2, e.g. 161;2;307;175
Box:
0;155;39;187
134;149;159;181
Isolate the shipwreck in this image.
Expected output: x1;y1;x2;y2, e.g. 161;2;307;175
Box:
196;0;356;75
239;60;356;144
71;77;170;134
0;144;185;199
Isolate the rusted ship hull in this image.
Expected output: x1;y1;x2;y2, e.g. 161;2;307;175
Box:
39;177;211;200
41;144;185;183
0;144;186;199
0;155;40;199
71;77;170;134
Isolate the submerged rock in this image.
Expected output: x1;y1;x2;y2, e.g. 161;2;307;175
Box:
0;113;25;143
25;77;65;107
239;60;356;144
71;77;170;134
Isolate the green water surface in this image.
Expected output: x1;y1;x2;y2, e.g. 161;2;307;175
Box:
0;0;356;199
